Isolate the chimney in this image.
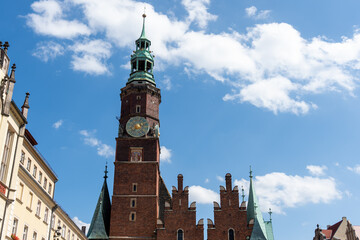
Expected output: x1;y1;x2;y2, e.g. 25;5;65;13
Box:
177;174;183;192
225;173;232;191
81;226;86;234
3;64;16;116
3;42;9;54
21;92;30;119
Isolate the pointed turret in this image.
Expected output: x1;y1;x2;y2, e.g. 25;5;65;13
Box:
21;92;30;119
127;14;155;85
87;165;111;240
3;64;16;115
247;167;269;240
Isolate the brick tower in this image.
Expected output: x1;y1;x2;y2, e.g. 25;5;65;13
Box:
109;13;162;240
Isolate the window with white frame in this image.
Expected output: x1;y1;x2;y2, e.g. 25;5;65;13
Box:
20;151;25;164
0;130;14;181
43;178;47;189
36;200;41;216
62;225;66;238
136;105;141;113
32;165;37;178
11;218;18;235
26;158;31;171
48;183;52;195
51;215;55;229
32;232;37;240
23;225;28;240
44;207;49;223
67;230;70;240
38;171;42;184
72;233;74;240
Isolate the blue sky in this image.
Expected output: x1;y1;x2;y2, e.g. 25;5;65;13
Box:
2;0;360;239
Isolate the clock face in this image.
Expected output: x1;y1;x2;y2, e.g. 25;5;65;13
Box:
126;116;150;137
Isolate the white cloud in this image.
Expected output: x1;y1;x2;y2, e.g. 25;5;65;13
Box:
234;171;342;214
347;164;360;174
33;41;65;62
205;178;209;183
245;6;271;20
27;0;360;114
306;165;328;176
216;175;224;182
71;40;112;75
27;0;91;39
161;77;172;91
52;119;63;129
182;0;217;28
160;146;172;163
189;185;219;204
72;217;90;234
79;130;115;158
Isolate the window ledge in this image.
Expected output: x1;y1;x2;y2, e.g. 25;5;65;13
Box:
43;220;48;225
26;207;32;212
35;214;41;219
15;198;23;204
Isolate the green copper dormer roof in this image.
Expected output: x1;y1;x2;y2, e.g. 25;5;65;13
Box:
247;168;269;240
127;14;156;86
87;166;111;240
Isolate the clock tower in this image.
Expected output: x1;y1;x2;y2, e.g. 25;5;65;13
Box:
109;14;162;240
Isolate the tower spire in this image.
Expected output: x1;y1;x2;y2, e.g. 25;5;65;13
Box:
241;186;245;202
140;10;146;39
104;162;108;179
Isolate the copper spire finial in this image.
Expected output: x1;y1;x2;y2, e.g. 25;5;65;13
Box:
104;162;108;179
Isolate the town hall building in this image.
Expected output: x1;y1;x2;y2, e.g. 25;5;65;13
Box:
87;14;274;240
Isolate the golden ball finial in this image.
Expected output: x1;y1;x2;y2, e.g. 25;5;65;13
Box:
142;13;146;18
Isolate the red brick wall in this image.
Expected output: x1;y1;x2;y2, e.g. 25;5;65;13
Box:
207;174;253;240
157;175;204;240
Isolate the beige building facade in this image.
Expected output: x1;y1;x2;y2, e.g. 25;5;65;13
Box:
0;42;87;240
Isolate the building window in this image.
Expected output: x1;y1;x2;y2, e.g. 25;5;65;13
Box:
20;151;25;164
51;215;55;229
23;225;28;240
130;198;136;208
48;183;52;195
129;212;136;221
44;208;49;223
28;192;33;209
130;148;143;162
62;225;66;238
229;229;235;240
57;220;61;230
67;230;70;240
36;200;41;216
72;234;74;240
18;183;24;201
38;172;42;184
0;130;14;181
33;165;37;178
11;218;18;235
177;229;184;240
136;105;141;113
132;183;137;192
136;96;141;100
26;159;31;171
32;232;37;240
43;178;47;189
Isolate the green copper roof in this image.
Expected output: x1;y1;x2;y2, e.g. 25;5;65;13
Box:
87;169;111;240
247;168;269;240
265;221;274;240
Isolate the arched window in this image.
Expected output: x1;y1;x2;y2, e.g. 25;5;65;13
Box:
229;229;235;240
177;229;184;240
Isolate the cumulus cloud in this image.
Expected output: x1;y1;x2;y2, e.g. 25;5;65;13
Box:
160;146;172;163
306;165;327;176
234;171;341;214
189;185;219;204
216;175;224;182
72;217;90;234
182;0;217;28
161;77;172;91
52;119;63;129
33;41;65;62
26;0;91;39
79;130;115;158
245;6;271;20
71;40;112;75
347;164;360;174
26;0;360;114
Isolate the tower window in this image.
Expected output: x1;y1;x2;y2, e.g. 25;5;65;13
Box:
132;183;137;192
146;62;152;72
138;60;145;71
130;198;136;208
132;61;136;72
140;42;145;49
136;105;141;113
136;96;141;100
177;229;184;240
130;212;136;221
229;229;235;240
